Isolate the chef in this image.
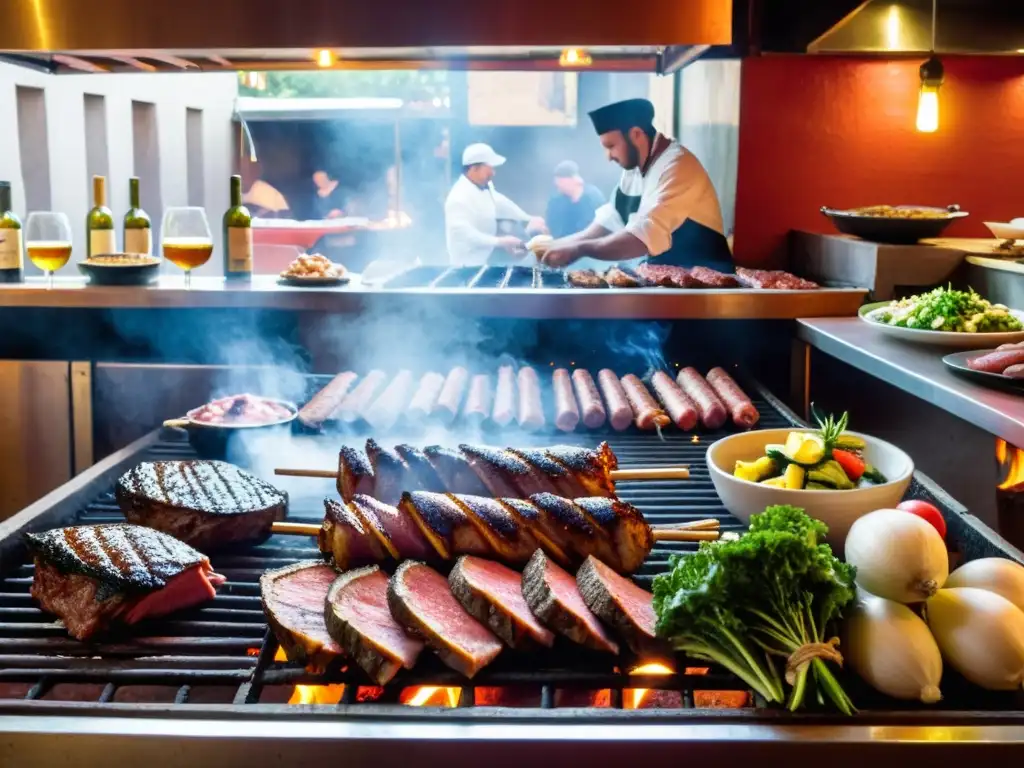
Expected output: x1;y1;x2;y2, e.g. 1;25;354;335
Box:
538;98;731;271
445;143;545;265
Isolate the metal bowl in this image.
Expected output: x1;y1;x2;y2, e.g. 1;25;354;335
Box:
163;397;298;459
78;254;161;285
820;205;969;244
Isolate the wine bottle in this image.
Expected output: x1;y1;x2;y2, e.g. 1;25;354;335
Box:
0;181;24;283
123;177;152;256
86;175;116;258
223;175;252;280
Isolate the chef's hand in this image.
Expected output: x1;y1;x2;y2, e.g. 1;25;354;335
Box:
497;235;525;254
540;242;582;269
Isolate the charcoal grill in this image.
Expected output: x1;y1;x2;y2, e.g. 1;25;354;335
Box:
2;380;1024;763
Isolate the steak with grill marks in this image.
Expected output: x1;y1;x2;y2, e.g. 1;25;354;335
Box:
27;524;226;641
261;560;343;668
115;460;287;552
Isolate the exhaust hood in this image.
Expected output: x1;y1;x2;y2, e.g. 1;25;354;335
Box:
0;0;731;74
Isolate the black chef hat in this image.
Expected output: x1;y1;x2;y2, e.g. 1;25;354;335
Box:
588;98;655;135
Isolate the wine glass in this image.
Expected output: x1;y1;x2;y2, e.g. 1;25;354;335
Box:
161;207;213;290
25;212;73;290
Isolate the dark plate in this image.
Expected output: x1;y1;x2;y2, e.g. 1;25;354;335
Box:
821;205;969;244
942;349;1024;392
277;274;349;287
77;259;160;286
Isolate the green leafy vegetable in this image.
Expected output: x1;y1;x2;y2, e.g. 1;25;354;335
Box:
869;286;1021;333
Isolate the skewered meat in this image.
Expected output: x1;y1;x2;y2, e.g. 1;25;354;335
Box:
406;372;446;422
492;364;517;427
448;494;541;564
705;367;760;429
336;369;387;423
388;560;504;678
365;438;412;506
494;498;573;568
516;366;546;431
449;555;555;650
436;366;469;426
321;499;388;569
572;496;654;575
349;494;434;562
552;368;580;432
324;566;424;685
521;549;619;654
567;269;608;288
261;561;341;667
735;267;819;290
676;368;727;430
571;369;606;429
507;447;588;498
116;460;287;552
689;266;739;288
621;374;671;430
598;369;633;431
529;493;616;566
28;524;226;641
399;491;492;561
423;445;491;497
394;444;448;494
463;374;493;426
544;443;618;498
364;369;416;432
338;444;375;502
635;263;701;288
576;555;665;655
649;371;698;431
297;372;358;429
459;443;544;497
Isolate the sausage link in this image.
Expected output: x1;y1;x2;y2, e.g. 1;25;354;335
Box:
435;366;469;426
552;368;580;432
1004;364;1024;379
336;369;388;423
517;366;546;431
463;374;493;426
571;369;606;429
621;374;671;430
297;371;358;429
598;369;633;431
649;371;698;431
406;372;446;420
676;367;727;430
364;370;416;431
968;349;1024;374
705;367;760;429
492;365;517;427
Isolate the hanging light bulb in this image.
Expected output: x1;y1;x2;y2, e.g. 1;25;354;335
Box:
315;49;336;68
559;48;592;67
916;55;943;133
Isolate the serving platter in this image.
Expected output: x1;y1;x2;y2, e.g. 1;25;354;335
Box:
942;349;1024;392
859;301;1024;348
277;274;350;287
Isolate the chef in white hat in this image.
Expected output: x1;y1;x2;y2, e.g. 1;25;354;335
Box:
444;143;546;265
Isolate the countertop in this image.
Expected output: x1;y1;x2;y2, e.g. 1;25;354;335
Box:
797;316;1024;446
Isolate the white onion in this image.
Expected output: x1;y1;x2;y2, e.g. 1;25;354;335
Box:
845;509;949;603
945;558;1024;612
927;587;1024;691
844;591;942;703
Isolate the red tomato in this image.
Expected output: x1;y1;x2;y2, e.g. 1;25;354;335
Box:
897;500;947;540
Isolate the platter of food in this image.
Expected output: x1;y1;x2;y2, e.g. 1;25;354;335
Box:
821;204;968;244
163;393;297;457
278;252;349;286
78;253;161;285
943;344;1024;391
859;287;1024;347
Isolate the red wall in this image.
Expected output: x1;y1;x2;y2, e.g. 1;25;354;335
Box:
733;55;1024;268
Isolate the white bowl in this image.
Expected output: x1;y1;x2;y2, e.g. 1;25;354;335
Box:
985;222;1024;241
707;429;913;546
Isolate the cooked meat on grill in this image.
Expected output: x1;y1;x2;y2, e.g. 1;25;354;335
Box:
460;443;556;498
566;269;609;289
394;444;448;493
521;549;619;654
604;266;649;288
324;566;424;685
297;371;358;430
423;445;491;497
507;447;588;498
388;560;504;678
261;560;342;668
571;497;654;575
576;555;665;655
634;263;701;288
527;492;615;565
494;498;573;568
688;266;739;288
449;555;555;650
365;438;413;506
115;460;287;552
338;444;375;503
28;524;226;641
320;498;388;570
447;494;539;565
544;443;618;497
735;267;819;290
350;494;433;562
399;491;491;561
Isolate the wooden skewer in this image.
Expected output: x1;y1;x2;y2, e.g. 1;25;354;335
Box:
274;465;690;481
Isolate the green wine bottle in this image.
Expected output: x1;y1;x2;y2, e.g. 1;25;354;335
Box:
123;177;152;256
86;175;116;258
223;175;252;280
0;181;23;283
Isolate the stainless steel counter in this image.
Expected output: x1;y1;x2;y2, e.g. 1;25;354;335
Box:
797;317;1024;447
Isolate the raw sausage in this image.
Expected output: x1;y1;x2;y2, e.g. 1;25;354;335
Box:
968;349;1024;374
517;366;546;431
572;369;606;429
364;370;416;431
492;365;517;427
649;370;698;431
621;374;671;431
705;367;760;429
552;368;580;432
336;369;388;423
598;369;633;431
676;368;727;430
1004;364;1024;379
406;372;445;420
463;374;493;426
297;371;357;429
435;366;469;426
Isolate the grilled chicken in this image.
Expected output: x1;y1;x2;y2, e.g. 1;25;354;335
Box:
261;561;342;668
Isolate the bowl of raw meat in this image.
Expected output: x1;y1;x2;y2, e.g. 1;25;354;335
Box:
163;393;297;458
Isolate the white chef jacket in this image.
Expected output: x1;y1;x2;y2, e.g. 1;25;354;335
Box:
444;174;531;265
243;180;290;214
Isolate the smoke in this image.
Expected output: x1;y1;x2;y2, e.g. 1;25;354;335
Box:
605;322;670;376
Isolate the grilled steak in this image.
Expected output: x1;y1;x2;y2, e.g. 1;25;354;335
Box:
566;269;609;289
261;561;342;668
634;263;701;288
735;267;819;290
521;549;619;654
388;560;503;678
320;499;388;570
688;266;739;288
576;556;666;655
115;460;287;552
338;444;375;502
449;555;555;650
325;566;424;685
28;524;225;641
572;497;653;575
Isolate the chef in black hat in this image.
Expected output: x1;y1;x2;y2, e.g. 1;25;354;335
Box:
537;98;730;271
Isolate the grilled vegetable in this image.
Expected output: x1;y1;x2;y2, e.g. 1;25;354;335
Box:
733;456;777;483
832;449;865;481
783;432;826;465
783;463;805;490
808;460;855;490
761;476;787;488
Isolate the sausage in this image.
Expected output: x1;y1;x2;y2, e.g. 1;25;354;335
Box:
336;369;388;423
364;370;416;431
649;370;698;431
492;365;517;427
517;366;546;432
463;374;493;426
297;371;358;429
435;366;469;426
571;369;606;429
406;372;446;420
705;367;760;429
998;342;1024;350
621;374;671;431
676;367;727;430
967;349;1024;374
552;368;579;432
1004;364;1024;379
598;368;633;431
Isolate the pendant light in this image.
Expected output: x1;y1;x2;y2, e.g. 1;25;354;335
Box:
916;0;943;133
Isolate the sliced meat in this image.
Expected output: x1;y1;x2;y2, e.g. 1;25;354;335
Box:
705;367;760;429
635;263;701;288
423;445;490;496
260;561;342;668
521;549;619;654
436;366;470;426
349;494;433;562
459;443;551;498
676;368;727;430
621;374;671;430
649;371;698;431
394;444;448;493
552;368;579;432
336;369;388;423
967;349;1024;374
572;497;654;575
492;364;517;427
337;444;375;503
543;443;618;498
388;560;503;678
297;371;358;429
604;266;645;288
28;524;225;641
447;494;538;565
735;267;818;290
405;372;446;423
567;269;608;288
494;498;573;568
576;556;665;655
571;369;606;429
320;499;388;570
398;491;492;561
689;266;739;288
449;556;555;650
507;447;588;498
527;493;612;566
324;566;424;685
598;369;633;431
365;438;415;506
364;369;416;432
463;374;493;427
115;460;287;552
516;366;546;431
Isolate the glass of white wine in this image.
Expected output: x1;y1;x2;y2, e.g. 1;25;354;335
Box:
25;212;73;290
161;206;213;290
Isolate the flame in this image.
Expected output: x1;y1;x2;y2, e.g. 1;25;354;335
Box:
626;661;674;710
996;438;1024;490
289;684;345;705
559;48;593;67
402;686;461;707
274;646;288;662
246;647;260;657
315;49;336;68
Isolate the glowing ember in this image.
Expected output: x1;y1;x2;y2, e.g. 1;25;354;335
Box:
402;686;461;707
626;661;674;710
289;684;345;705
246;647;260;657
996;438;1024;490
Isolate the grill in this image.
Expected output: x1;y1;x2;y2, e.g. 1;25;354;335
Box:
381;266;571;290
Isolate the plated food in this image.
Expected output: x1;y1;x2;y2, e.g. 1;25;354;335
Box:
860;289;1024;347
85;254;160;266
820;204;968;244
841;205;954;219
78;252;161;285
943;347;1024;391
279;252;348;285
189;393;295;425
